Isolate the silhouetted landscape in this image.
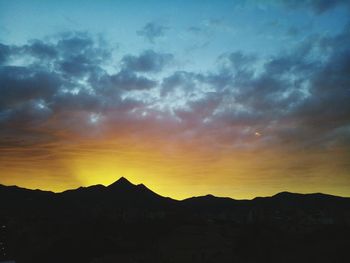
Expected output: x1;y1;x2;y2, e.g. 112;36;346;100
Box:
1;177;350;263
2;0;350;262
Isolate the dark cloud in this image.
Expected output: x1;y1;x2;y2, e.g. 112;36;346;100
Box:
311;0;348;13
110;69;157;90
51;90;102;113
24;40;57;59
292;48;350;133
0;32;137;145
58;54;98;77
0;99;52;128
174;92;223;128
121;50;173;73
0;26;350;151
137;22;168;43
212;26;350;149
280;0;350;14
55;33;110;78
56;32;94;54
0;66;61;110
156;30;348;147
161;71;203;97
188;26;203;34
219;51;257;72
289;29;350;137
0;43;11;64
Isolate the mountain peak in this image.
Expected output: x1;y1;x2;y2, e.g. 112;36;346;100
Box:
108;177;135;188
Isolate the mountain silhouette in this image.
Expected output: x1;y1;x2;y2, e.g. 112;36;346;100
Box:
1;178;350;215
108;176;135;188
1;178;350;263
55;177;177;214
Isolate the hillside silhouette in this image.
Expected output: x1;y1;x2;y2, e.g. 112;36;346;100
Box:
1;177;350;263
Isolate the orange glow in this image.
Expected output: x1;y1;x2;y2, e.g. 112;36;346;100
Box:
1;135;349;199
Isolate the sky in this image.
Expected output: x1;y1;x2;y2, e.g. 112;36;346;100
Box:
0;0;350;199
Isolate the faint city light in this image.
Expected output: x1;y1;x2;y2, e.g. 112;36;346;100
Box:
255;132;261;137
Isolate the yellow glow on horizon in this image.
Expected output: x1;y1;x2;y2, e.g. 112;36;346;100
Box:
1;137;350;199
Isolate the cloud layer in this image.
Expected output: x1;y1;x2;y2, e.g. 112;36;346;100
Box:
0;25;350;153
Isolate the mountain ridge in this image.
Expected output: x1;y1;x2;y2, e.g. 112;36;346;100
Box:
1;177;349;201
1;177;350;263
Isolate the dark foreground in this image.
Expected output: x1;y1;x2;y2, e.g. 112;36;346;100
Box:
1;178;350;263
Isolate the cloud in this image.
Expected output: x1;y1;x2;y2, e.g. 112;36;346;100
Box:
161;71;203;97
0;66;61;110
218;51;257;72
280;0;350;14
137;22;168;43
121;50;173;73
0;31;168;149
211;26;350;149
24;40;58;59
109;69;157;90
0;33;124;144
56;32;94;53
0;25;350;152
291;45;350;133
0;43;12;64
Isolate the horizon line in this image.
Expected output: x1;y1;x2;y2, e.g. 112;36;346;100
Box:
1;176;349;201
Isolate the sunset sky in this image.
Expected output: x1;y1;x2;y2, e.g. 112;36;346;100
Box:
0;0;350;199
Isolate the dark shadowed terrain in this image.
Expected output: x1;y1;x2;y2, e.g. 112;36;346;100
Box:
1;177;350;263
